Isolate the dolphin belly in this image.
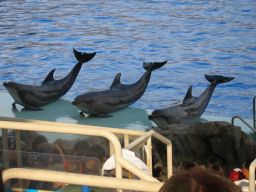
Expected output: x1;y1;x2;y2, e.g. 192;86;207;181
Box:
72;90;135;116
149;104;189;129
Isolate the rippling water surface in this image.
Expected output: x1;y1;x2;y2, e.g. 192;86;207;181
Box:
0;0;256;119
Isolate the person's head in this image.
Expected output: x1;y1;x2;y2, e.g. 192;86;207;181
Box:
159;166;242;192
87;144;107;164
177;161;196;171
35;143;59;168
72;140;89;156
31;135;48;152
64;160;82;173
82;156;100;175
208;164;225;177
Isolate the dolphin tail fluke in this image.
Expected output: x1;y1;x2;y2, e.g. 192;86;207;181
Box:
73;49;96;63
143;61;167;71
205;74;235;85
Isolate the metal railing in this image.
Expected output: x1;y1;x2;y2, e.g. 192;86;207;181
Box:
2;168;162;192
249;158;256;192
0;116;172;177
126;130;172;178
0;117;173;191
231;96;256;134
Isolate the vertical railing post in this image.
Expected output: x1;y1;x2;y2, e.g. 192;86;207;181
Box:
2;129;9;169
146;137;153;176
109;142;114;157
167;144;172;178
249;158;256;192
124;134;129;148
253;96;256;130
15;130;23;187
2;129;10;187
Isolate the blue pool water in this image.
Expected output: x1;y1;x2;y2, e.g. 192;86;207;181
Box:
0;0;256;119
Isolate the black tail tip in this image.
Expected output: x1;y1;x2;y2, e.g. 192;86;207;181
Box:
73;48;96;63
143;60;167;71
205;74;235;84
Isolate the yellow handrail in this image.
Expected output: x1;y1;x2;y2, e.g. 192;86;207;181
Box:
2;168;163;192
126;130;173;178
249;158;256;192
0;120;124;179
0;116;145;136
0;117;172;191
0;116;173;177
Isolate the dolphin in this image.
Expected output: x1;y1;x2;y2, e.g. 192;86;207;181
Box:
72;61;167;117
148;74;235;129
3;49;96;110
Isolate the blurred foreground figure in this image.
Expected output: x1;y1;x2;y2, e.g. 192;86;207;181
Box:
159;167;242;192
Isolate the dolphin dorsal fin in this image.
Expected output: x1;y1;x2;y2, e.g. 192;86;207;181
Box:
110;73;121;89
183;85;193;103
42;69;56;85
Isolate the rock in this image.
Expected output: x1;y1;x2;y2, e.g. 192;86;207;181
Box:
151;121;256;177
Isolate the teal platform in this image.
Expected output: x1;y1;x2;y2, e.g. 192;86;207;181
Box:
0;92;254;140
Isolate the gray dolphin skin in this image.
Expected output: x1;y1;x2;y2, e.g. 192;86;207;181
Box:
72;60;167;117
148;74;235;129
3;49;96;110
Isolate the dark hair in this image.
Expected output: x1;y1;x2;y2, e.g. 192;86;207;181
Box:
72;140;89;156
178;161;196;171
159;167;242;192
35;143;59;167
87;144;106;163
31;135;48;152
208;164;225;177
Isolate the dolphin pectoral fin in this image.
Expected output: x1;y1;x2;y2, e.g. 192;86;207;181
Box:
80;111;88;118
110;73;122;89
73;48;96;63
42;69;56;85
12;102;17;109
12;105;19;113
90;113;112;118
24;105;43;111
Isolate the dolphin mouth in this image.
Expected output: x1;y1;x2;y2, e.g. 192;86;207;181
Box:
3;82;9;88
148;114;167;121
148;114;160;120
3;82;18;89
72;100;79;105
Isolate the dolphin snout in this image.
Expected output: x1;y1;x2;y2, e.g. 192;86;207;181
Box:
148;115;153;120
3;82;9;88
72;100;78;105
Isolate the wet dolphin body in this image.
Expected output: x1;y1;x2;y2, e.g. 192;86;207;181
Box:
72;61;167;117
148;74;235;129
3;49;96;110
